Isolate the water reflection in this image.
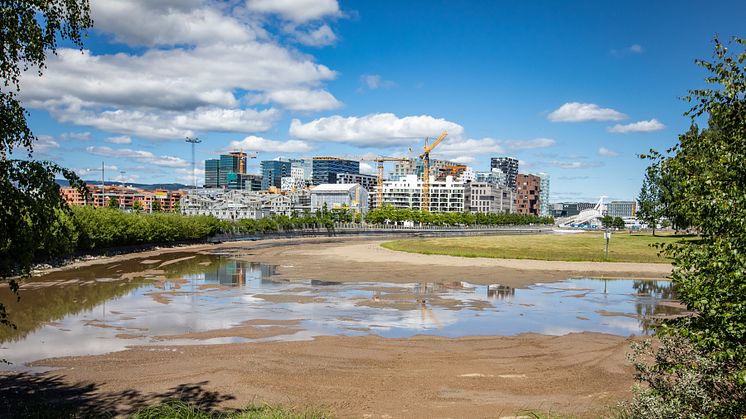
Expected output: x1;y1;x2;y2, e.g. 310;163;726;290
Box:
0;254;683;371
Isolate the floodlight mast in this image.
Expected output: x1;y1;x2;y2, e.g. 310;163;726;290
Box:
185;137;202;189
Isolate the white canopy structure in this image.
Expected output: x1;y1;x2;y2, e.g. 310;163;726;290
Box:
559;196;607;228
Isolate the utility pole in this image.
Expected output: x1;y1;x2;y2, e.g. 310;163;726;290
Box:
185;137;201;189
119;170;126;210
101;161;105;207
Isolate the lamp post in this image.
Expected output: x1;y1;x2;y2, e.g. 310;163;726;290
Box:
86;162;105;206
185;137;201;189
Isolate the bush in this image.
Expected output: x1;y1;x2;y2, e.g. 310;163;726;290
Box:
618;336;745;418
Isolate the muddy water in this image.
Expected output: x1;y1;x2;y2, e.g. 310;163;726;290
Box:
0;252;681;371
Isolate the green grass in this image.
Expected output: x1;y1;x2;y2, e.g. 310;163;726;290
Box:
381;232;695;263
131;400;331;419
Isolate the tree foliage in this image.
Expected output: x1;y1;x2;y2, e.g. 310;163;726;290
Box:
627;36;746;417
0;1;93;328
364;205;553;226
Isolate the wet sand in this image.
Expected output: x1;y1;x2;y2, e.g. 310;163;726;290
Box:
29;332;633;418
31;236;672;288
11;236;665;416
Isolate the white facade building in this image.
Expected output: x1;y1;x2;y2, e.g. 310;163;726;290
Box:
180;189;306;220
381;175;464;212
310;183;369;214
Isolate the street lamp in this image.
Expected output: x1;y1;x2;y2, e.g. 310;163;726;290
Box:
185;137;202;189
85;162;105;206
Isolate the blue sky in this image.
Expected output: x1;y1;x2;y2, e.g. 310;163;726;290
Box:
17;0;746;202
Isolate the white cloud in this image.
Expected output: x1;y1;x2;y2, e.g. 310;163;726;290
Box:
60;131;91;141
611;44;644;57
359;162;375;175
250;89;341;112
546;160;604;169
36;96;280;139
548;102;627;122
434;138;506;158
505;138;556;150
246;0;340;23
360;74;395;90
35;135;60;153
228;135;314;153
91;0;253;47
608;118;665;134
598;147;620;157
289;113;464;147
20;1;341;140
106;135;132;145
86;146;188;168
293;24;337;47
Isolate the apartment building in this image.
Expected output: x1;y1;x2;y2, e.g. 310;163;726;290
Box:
464;182;516;214
381;175;464;212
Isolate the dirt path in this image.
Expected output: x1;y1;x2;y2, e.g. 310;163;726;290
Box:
28;332;633;418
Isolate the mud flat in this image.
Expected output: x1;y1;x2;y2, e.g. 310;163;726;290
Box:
28;332;632;418
5;237;670;417
33;237;672;287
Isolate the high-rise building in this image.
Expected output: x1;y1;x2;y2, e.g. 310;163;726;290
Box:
219;152;248;187
261;160;292;190
204;159;220;188
204;152;248;189
515;173;541;215
490;157;519;190
537;172;551;217
311;157;359;185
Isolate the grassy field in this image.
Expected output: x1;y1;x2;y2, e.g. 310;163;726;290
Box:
381;232;693;263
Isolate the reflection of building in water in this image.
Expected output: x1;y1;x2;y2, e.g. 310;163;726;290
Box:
203;259;276;286
487;284;515;300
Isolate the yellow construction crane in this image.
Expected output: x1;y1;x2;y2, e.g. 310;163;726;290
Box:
419;131;448;212
373;156;410;208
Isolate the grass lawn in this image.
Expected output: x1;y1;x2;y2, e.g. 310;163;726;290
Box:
381;232;694;263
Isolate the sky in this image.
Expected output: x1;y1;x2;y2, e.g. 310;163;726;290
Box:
16;0;746;202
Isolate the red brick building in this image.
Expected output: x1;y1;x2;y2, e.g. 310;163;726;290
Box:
60;185;186;212
515;173;541;215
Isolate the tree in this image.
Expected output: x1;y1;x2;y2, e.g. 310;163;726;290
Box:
151;200;162;212
626;36;746;417
636;166;662;235
601;215;614;229
613;216;625;230
1;1;93;329
108;197;119;208
132;200;144;212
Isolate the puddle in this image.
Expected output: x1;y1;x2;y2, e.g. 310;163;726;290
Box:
0;253;681;371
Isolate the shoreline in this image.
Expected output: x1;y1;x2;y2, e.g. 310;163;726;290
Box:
27;236;672;287
0;236;669;417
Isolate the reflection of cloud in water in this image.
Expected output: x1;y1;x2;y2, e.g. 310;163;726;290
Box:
1;255;683;370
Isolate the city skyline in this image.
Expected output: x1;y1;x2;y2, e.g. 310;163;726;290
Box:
14;0;746;202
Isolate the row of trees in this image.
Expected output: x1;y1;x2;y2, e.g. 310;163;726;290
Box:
364;206;554;226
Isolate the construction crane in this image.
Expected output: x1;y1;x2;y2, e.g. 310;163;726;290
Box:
373;156;410;208
419;131;448;212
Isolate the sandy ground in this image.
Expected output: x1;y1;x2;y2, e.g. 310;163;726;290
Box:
26;332;633;418
6;236;665;417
